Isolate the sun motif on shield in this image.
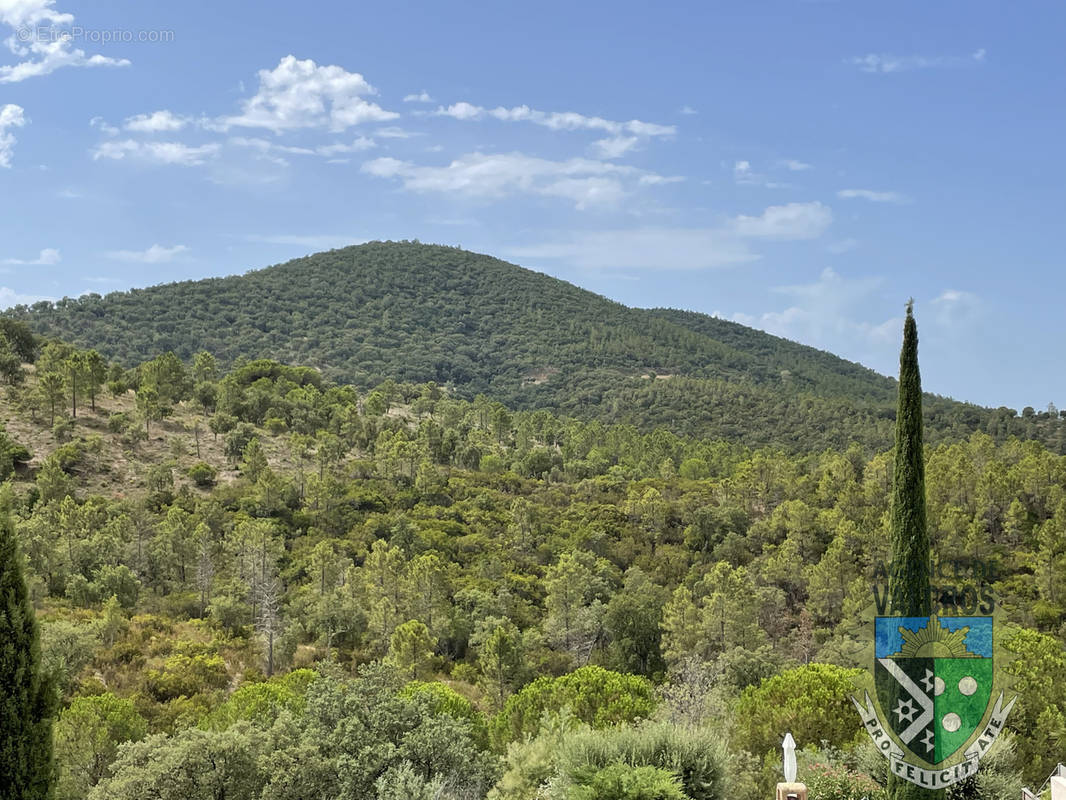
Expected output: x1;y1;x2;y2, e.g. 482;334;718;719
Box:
895;615;977;659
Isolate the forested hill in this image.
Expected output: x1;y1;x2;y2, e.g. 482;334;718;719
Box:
7;241;1061;451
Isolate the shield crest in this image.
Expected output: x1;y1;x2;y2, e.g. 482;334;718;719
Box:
875;615;994;764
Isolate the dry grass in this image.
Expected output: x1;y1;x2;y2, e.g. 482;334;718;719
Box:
1;371;296;498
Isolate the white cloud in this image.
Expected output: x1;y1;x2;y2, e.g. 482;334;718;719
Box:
732;159;788;188
732;201;833;239
124;110;189;133
0;286;54;307
105;244;188;263
403;90;433;103
89;115;118;135
837;188;909;204
733;160;753;181
361;151;678;210
91;139;221;166
375;126;418;139
437;101;481;121
592;136;639;159
0;0;129;83
228;136;315;158
222;55;398;133
507;228;759;271
3;247;60;265
679;105;698;115
781;159;812;171
850;49;987;74
314;137;375;156
0;103;26;167
229;135;374;162
435;102;676;138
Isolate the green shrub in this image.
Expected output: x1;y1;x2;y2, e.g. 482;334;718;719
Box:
52;439;82;470
91;564;141;609
201;669;315;730
107;412;132;433
187;461;218;487
53;417;75;442
492;666;656;748
733;663;864;758
403;680;488;748
146;653;229;701
558;723;725;800
264;417;288;435
7;440;31;464
570;763;688;800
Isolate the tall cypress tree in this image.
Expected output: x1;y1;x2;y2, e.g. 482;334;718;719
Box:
887;302;940;800
0;509;55;799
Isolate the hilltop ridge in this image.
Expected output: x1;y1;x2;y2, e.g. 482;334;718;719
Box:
7;241;1059;451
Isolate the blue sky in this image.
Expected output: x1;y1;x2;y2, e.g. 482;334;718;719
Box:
0;0;1062;411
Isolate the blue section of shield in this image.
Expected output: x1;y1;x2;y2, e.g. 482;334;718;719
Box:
875;616;993;658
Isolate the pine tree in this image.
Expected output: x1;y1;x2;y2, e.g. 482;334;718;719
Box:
0;510;56;799
887;302;940;800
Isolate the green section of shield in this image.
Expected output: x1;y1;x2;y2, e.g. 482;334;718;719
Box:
874;657;932;744
933;658;994;762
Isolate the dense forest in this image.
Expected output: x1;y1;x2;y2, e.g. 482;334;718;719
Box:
0;318;1064;799
5;242;1064;453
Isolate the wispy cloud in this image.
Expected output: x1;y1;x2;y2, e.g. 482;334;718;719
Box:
731;201;833;239
229;135;375;164
850;49;986;74
435;102;676;138
0;0;129;83
92;140;221;166
931;289;981;331
0;287;55;308
375;126;419;139
507;200;833;271
105;244;188;263
89;116;118;136
361;151;681;210
781;159;812;171
732;160;788;188
403;90;433;103
726;267;898;356
679;105;698;115
0;104;26;167
592;136;639;159
3;248;60;265
837;188;909;204
508;228;759;271
124;110;189;133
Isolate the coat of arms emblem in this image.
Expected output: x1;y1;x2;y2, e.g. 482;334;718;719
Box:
853;614;1016;789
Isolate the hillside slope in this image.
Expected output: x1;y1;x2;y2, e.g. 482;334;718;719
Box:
7;241;1057;451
